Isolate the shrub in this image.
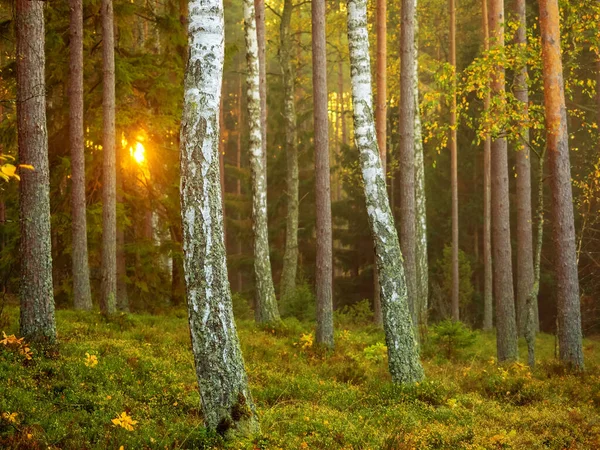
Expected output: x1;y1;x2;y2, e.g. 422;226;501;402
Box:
232;292;254;320
280;283;316;322
429;320;476;360
334;299;374;326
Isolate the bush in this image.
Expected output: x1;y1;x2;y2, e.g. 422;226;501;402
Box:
232;292;254;320
334;299;374;326
428;320;476;360
280;283;316;322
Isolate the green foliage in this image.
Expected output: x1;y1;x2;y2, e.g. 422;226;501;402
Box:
434;245;474;321
334;299;374;327
231;293;254;320
363;342;387;363
279;282;316;322
428;320;477;360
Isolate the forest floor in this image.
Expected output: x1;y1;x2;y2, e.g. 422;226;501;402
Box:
1;306;599;449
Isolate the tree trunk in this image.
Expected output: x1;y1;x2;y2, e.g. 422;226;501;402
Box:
69;0;93;311
180;0;259;437
313;0;334;348
100;0;117;315
254;0;268;174
373;0;386;327
449;0;459;321
16;0;57;342
347;0;424;383
413;3;429;329
513;0;535;336
116;144;129;311
237;72;244;292
482;0;493;331
538;0;584;370
243;0;280;324
489;0;518;362
400;0;418;328
279;0;299;304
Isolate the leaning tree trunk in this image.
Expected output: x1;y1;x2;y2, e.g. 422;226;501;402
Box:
69;0;93;311
514;0;536;336
482;0;493;331
180;0;259;437
413;1;429;330
489;0;518;362
16;0;57;342
313;0;334;348
278;0;299;304
243;0;280;324
449;0;459;321
347;0;424;383
399;0;418;328
100;0;117;315
538;0;584;370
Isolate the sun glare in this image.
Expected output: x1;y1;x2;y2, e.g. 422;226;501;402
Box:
130;142;146;164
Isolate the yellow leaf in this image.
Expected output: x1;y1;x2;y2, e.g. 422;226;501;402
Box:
18;164;34;171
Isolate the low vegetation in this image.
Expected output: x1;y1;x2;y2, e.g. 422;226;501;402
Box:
1;306;599;449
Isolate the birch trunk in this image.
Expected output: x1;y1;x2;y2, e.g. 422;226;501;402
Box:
279;0;299;303
254;0;268;173
313;0;334;348
16;0;57;342
69;0;93;311
243;0;280;324
538;0;584;370
449;0;459;321
100;0;117;315
489;0;518;362
347;0;424;383
180;0;259;436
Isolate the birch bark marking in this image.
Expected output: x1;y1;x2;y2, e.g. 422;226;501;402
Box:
538;0;584;370
180;0;259;436
347;0;424;383
69;0;93;310
489;0;518;362
16;0;57;342
243;0;281;324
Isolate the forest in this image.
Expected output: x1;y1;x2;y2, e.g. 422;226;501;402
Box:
1;0;600;447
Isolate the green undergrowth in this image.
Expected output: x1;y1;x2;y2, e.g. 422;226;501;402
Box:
1;306;599;449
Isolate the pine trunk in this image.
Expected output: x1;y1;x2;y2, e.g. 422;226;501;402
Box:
180;0;259;436
16;0;57;342
69;0;93;311
514;0;535;336
100;0;117;315
489;0;518;362
538;0;584;370
347;0;424;383
116;145;129;311
243;0;280;324
279;0;299;303
313;0;334;348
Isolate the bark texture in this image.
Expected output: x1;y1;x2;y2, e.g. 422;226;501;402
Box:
254;0;267;171
243;0;280;324
449;0;459;321
16;0;57;342
180;0;259;436
100;0;117;314
69;0;93;311
489;0;518;362
513;0;536;336
116;145;129;311
399;0;418;327
278;0;299;304
347;0;424;383
313;0;334;348
538;0;584;370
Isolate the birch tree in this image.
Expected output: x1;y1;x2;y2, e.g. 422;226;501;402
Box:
346;0;424;383
16;0;57;342
69;0;93;310
449;0;459;321
243;0;280;324
180;0;259;436
538;0;584;370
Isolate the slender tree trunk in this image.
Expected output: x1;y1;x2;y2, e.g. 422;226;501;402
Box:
373;0;387;327
254;0;268;174
116;144;129;311
279;0;299;303
16;0;56;342
180;0;259;436
482;0;493;331
237;74;244;292
449;0;459;321
100;0;117;315
347;0;424;383
413;5;429;329
313;0;334;348
219;92;227;247
243;0;280;324
69;0;93;311
489;0;518;362
514;0;535;336
538;0;584;370
400;0;418;328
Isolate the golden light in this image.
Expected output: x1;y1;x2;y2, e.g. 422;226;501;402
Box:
130;141;146;164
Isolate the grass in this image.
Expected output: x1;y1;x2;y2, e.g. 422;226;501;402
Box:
1;306;600;449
